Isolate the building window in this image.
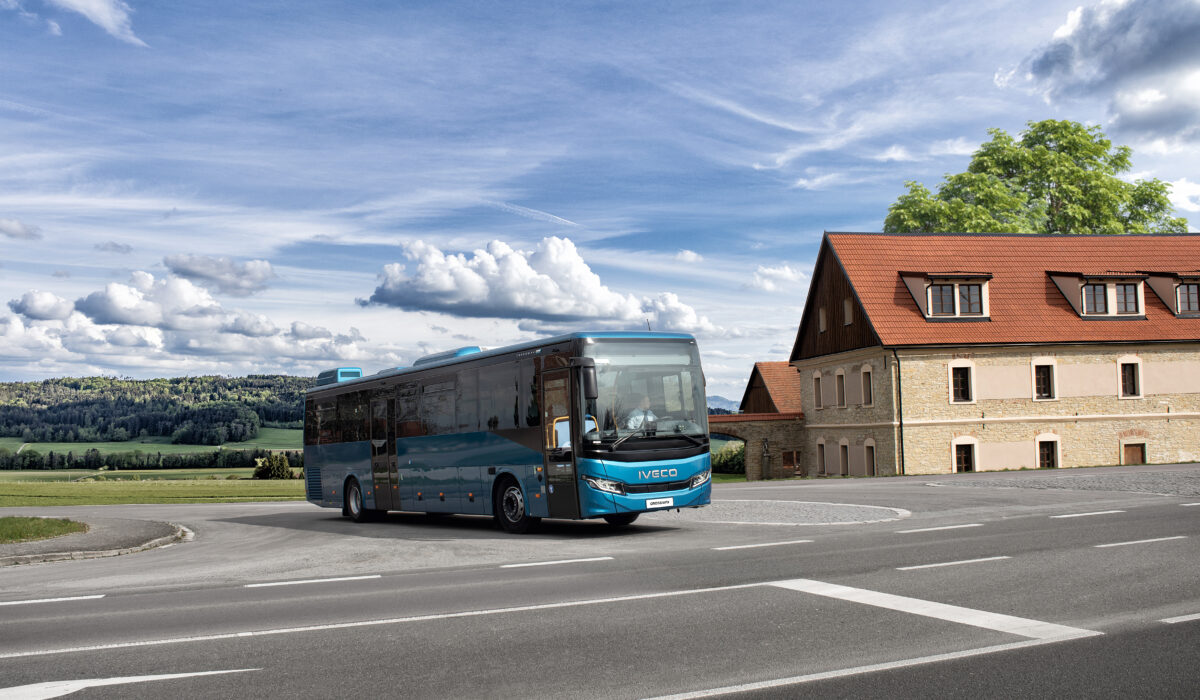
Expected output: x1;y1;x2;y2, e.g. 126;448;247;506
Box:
1038;440;1057;469
959;284;982;315
1083;284;1107;314
835;372;846;407
839;443;849;476
865;444;876;476
1120;362;1140;398
951;366;972;403
955;444;975;473
1180;283;1200;313
1034;364;1055;400
819;308;827;332
930;284;955;315
1115;283;1139;314
861;369;873;407
843;297;853;325
813;376;823;409
816;441;827;475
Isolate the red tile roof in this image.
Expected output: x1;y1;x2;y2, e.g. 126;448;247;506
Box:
827;232;1200;347
750;361;806;413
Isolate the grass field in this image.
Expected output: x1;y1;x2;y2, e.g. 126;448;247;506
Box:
0;479;305;507
0;468;260;482
0;516;89;543
0;427;302;457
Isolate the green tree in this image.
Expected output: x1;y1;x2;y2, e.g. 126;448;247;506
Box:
884;120;1189;235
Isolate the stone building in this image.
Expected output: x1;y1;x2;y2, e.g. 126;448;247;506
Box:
789;232;1200;476
708;361;805;479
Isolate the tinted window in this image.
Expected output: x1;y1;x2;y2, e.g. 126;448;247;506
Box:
420;378;456;435
337;391;368;442
397;383;422;437
457;368;479;432
480;363;520;430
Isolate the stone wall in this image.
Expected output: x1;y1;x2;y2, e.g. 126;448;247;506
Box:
709;413;805;480
895;343;1200;474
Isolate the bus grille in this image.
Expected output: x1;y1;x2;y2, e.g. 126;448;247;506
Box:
624;478;691;494
305;465;322;500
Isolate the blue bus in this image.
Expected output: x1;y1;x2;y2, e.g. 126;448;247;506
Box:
303;332;711;532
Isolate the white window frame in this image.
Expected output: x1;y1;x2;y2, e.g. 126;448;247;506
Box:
948;358;976;405
1117;355;1143;399
860;367;874;408
950;435;979;473
1179;282;1200;314
1035;432;1060;469
925;280;990;319
1118;438;1148;465
1030;356;1058;402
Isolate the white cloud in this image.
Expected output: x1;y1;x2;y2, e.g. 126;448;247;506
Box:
750;264;806;292
874;145;916;162
1169;177;1200;213
642;292;717;333
163;254;276;297
675;249;703;263
94;240;132;254
8;290;74;320
222;312;278;338
44;0;147;46
289;321;333;340
0;217;41;239
73;272;222;329
929;137;976;157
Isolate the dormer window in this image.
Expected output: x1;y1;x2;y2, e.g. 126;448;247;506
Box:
900;271;991;321
1083;284;1107;314
1048;272;1146;320
1181;283;1199;313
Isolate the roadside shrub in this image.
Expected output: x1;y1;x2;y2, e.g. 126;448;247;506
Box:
253;453;293;480
226;474;240;480
711;442;745;474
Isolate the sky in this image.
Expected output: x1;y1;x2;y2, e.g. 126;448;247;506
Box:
2;0;1199;400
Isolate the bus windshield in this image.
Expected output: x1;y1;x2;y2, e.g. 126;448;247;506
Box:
581;339;708;447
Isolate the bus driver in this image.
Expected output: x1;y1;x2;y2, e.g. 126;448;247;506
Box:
625;395;658;429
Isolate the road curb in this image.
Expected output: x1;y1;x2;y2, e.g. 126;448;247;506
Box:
0;522;188;567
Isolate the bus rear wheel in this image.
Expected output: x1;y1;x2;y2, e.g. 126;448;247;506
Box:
345;478;379;523
603;513;639;528
494;478;540;534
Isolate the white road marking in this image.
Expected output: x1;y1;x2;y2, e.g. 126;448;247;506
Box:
1181;503;1200;507
0;669;258;700
0;595;105;608
1050;510;1125;519
896;556;1011;571
642;639;1081;700
500;557;613;568
1094;536;1187;548
0;582;764;660
244;575;381;588
769;578;1096;640
895;523;982;533
1161;612;1200;624
712;540;813;551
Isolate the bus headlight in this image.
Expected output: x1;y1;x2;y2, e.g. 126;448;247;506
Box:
690;469;711;489
582;475;625;495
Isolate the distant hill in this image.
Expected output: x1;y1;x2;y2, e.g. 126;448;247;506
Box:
706;395;740;412
0;375;310;445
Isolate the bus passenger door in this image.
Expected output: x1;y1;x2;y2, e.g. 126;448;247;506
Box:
370;397;394;511
542;369;580;519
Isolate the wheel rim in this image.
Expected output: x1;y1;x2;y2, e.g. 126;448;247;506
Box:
502;485;524;523
348;483;361;517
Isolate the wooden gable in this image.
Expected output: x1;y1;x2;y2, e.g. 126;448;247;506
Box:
790;235;882;362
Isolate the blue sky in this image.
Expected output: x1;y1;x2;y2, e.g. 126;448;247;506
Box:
2;0;1199;399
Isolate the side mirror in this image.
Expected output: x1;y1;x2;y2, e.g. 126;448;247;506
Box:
582;365;598;400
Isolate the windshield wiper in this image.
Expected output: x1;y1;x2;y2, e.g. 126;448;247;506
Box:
667;432;705;447
609;425;647;452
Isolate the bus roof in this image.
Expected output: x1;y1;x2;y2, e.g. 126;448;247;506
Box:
307;331;695;395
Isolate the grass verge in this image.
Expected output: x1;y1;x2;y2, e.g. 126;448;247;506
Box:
712;473;746;484
0;516;89;544
0;468;259;482
0;479;305;507
0;427;302;457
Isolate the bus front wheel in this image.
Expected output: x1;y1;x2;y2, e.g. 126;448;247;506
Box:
345;478;378;523
494;478;540;534
603;513;639;528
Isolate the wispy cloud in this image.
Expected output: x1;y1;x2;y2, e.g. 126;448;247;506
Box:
44;0;147;46
0;218;41;240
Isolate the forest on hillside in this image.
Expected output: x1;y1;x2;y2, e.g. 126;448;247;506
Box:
0;375;310;445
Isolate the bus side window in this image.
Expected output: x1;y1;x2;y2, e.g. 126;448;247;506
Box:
457;368;478;433
521;359;539;428
304;399;317;446
420;379;456;435
397;384;421;437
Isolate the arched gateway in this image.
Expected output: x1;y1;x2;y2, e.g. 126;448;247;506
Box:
709;412;804;480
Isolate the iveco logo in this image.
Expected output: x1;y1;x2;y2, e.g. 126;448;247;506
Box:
639;468;678;479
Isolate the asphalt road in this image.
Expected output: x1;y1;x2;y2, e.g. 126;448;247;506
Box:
1;464;1198;699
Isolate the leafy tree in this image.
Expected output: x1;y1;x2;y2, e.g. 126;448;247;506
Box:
884;120;1189;235
253;453;294;480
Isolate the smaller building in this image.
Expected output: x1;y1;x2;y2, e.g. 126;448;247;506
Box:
709;361;805;479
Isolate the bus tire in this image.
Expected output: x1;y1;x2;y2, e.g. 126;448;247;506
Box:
345;478;376;523
603;513;639;528
494;477;540;534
